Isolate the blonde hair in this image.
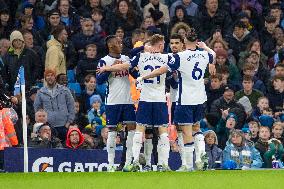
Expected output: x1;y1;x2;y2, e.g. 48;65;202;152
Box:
209;38;229;51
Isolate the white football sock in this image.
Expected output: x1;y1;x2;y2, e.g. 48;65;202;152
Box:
158;133;170;166
107;131;117;166
184;143;194;169
132;131;143;163
194;133;205;162
125;130;135;165
178;132;186;166
144;138;153;166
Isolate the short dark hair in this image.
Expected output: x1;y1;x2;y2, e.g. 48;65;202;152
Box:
270;3;282;10
186;27;198;42
275;63;284;69
105;35;117;47
272;75;284;82
243;63;256;71
132;29;144;38
92;8;103;15
51;25;66;40
265;15;277;23
243;75;253;82
234;21;246;29
84;74;96;83
210;74;222;81
170;33;184;43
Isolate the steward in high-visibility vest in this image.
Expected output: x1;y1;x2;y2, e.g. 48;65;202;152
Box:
0;108;18;150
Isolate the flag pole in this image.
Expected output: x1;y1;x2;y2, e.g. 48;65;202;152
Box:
20;66;28;173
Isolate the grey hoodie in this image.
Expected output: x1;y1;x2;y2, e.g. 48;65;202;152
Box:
34;84;75;127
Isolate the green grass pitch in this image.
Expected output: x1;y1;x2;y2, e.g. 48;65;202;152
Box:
1;170;284;189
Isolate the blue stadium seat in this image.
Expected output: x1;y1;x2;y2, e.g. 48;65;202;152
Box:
68;82;81;95
67;70;76;83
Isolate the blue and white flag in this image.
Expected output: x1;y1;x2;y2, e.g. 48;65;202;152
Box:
14;66;25;96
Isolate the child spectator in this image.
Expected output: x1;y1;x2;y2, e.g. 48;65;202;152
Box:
204;130;223;169
76;44;99;85
252;97;270;120
91;8;107;38
87;95;106;130
272;122;284;145
255;126;271;167
264;138;284;168
248;120;260;143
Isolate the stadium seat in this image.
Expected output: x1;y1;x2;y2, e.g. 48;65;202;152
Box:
67;70;76;83
68;82;81;95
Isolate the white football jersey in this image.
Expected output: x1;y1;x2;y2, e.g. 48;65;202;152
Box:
130;52;169;102
98;55;133;105
167;49;213;105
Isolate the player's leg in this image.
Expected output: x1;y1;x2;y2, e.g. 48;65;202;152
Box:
193;104;207;170
177;125;186;170
122;104;136;171
105;105;121;172
154;102;170;171
143;129;153;171
132;101;151;171
174;105;194;171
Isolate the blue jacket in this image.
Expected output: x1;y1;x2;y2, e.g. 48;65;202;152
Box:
223;141;263;169
34;84;75;127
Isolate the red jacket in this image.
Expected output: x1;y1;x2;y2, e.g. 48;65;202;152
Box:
65;128;84;149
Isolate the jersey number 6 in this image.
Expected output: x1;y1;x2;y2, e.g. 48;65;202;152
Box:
192;62;202;80
144;65;161;84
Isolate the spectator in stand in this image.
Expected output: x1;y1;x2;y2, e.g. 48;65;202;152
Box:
122;29;145;56
40;9;61;41
2;30;40;92
91;8;107;38
0;8;14;39
26;86;40;124
34;69;75;141
267;75;284;112
87;94;106;127
81;128;97;149
29;122;63;148
225;21;253;61
223;129;262;169
238;39;268;71
168;5;198;34
97;126;109;149
76;44;99;85
235;75;263;108
248;120;260;143
272;122;284;145
245;51;271;88
56;73;68;87
210;85;246;129
215;49;240;85
143;0;170;24
115;26;125;41
45;25;68;76
71;18;104;60
252;96;270;120
108;0;142;37
31;109;48;139
230;0;263;16
79;74;100;114
57;0;81;35
255;126;274;168
269;3;283;28
73;99;89;131
0;38;10;73
259;15;277;58
208;37;236;66
170;0;198;18
204;130;223;169
141;16;155;31
65;127;85;149
19;15;44;48
242;63;266;94
205;74;224;112
78;0;105;18
196;0;232;41
22;29;45;78
170;22;191;40
215;111;238;150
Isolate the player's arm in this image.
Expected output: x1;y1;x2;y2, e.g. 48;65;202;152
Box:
96;59;111;84
197;42;216;75
139;66;168;81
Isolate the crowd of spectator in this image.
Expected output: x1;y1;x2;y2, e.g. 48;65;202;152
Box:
1;0;284;170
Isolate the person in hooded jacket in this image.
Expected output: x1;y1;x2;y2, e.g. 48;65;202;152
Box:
65;127;85;149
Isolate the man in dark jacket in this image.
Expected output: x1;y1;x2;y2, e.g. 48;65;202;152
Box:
2;30;40;92
196;0;232;40
267;75;284;113
29;123;63;148
210;85;246;128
